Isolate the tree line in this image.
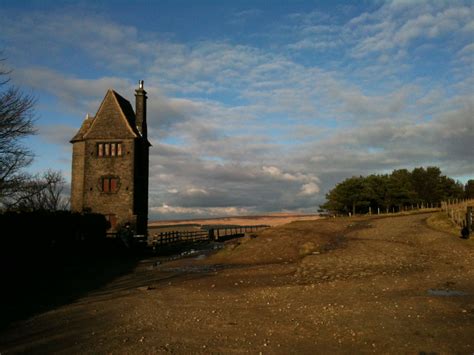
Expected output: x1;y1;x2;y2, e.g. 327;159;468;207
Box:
322;167;473;215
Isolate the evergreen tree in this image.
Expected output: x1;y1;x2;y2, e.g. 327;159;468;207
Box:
322;166;466;214
387;169;416;211
465;180;474;199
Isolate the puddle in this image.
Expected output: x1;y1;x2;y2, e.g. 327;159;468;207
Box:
147;242;227;273
153;242;224;262
157;262;252;274
160;264;220;273
427;289;469;296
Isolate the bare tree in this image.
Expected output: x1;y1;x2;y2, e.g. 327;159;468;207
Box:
39;170;69;210
0;58;36;204
6;170;69;211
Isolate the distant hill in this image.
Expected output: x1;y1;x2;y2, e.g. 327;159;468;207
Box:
149;213;320;228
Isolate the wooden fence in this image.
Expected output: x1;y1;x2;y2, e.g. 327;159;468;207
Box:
441;199;474;228
149;225;270;248
207;225;270;241
149;230;209;247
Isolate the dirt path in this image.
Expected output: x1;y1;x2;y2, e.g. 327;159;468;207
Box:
1;213;474;354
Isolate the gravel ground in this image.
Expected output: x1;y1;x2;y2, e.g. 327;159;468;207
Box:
1;212;473;354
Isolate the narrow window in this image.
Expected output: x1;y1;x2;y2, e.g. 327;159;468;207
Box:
110;178;118;192
102;178;110;193
97;142;122;158
100;176;120;193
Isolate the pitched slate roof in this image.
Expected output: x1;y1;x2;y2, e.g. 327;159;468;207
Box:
70;114;95;143
113;90;141;137
70;90;141;142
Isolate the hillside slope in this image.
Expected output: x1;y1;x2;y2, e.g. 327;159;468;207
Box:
2;213;474;354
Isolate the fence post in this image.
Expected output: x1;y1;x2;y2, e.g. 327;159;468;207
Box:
467;207;472;231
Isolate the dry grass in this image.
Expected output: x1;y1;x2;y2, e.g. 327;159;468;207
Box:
205;217;348;265
426;212;461;237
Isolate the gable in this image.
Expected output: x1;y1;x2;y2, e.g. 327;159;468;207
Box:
83;90;139;140
70;114;94;142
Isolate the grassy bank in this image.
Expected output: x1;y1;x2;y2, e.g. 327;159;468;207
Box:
426;211;462;237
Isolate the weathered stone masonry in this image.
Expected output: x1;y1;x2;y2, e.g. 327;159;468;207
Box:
70;82;150;235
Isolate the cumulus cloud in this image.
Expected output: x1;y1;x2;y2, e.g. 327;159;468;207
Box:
349;2;474;58
300;182;320;196
148;149;322;216
38;125;77;146
12;67;130;115
296;97;474;188
151;204;251;218
2;3;472;219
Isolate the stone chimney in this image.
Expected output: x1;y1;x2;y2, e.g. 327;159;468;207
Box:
135;80;147;138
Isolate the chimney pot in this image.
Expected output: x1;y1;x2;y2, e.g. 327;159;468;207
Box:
139;80;144;89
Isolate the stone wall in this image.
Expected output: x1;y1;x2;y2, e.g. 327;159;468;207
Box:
82;138;136;230
70;141;85;212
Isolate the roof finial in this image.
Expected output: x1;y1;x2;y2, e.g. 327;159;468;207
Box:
139;80;144;89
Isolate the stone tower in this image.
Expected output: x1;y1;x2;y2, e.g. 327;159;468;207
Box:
70;81;150;235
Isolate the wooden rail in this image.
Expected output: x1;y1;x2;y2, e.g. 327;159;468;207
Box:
150;230;209;247
148;225;270;247
207;225;269;241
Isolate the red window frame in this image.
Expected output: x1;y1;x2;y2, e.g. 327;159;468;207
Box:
110;177;118;192
101;177;119;193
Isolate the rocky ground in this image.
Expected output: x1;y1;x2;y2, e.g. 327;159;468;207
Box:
1;212;473;354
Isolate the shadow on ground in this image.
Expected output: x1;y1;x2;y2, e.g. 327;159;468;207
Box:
0;240;141;331
0;238;231;331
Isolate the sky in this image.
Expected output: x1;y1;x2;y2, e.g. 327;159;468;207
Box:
0;0;473;220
